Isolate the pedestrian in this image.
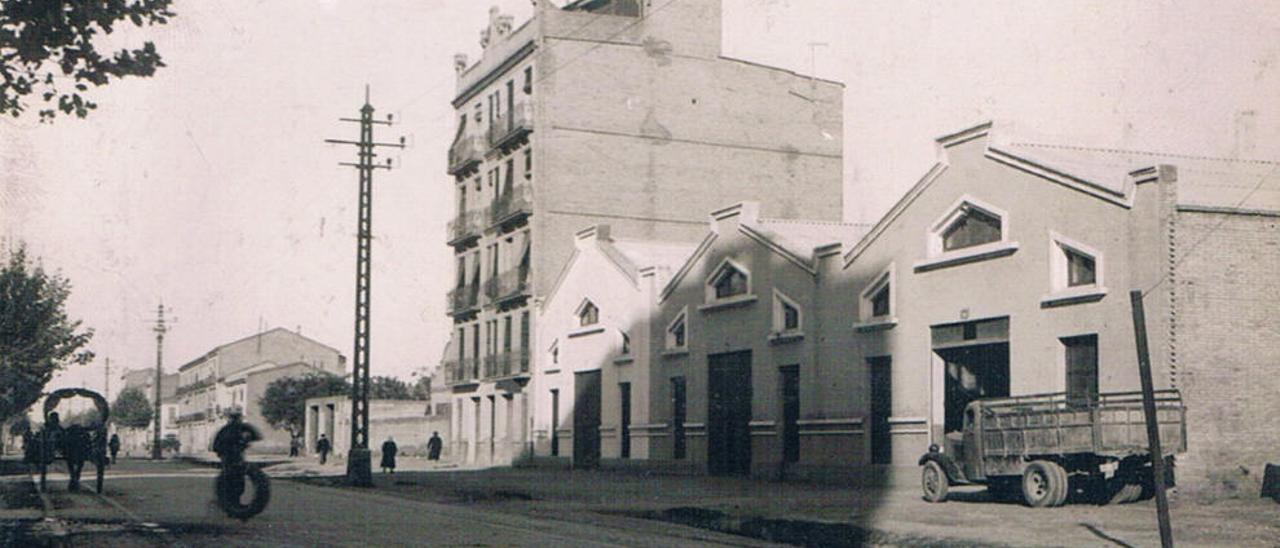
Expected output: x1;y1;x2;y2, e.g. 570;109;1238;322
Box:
108;433;121;464
427;431;442;461
380;436;398;474
289;436;299;457
316;433;331;465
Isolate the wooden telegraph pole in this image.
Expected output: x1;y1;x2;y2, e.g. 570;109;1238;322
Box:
1129;290;1174;548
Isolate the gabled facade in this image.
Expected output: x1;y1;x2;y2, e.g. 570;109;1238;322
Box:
531;224;693;467
645;202;867;477
838;122;1279;495
441;0;845;467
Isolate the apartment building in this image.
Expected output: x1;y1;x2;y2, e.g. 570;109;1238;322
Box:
442;0;844;466
174;327;346;455
114;368;180;456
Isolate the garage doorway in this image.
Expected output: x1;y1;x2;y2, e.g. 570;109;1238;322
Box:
932;317;1009;435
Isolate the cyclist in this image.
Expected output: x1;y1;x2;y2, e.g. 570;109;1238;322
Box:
212;411;261;499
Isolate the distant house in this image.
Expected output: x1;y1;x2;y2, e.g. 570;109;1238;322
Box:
174;327;346;455
114;368;180;457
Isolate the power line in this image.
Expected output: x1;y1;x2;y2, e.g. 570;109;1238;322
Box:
1141;162;1278;298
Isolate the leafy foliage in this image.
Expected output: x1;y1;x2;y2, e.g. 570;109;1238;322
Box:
7;414;31;437
0;246;94;423
258;373;349;440
111;386;152;429
0;0;175;121
369;376;412;400
411;375;431;402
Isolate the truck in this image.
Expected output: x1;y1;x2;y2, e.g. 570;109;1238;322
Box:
918;389;1186;507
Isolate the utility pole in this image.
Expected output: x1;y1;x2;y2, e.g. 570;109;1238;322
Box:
152;303;169;460
324;86;404;487
1129;290;1174;548
104;357;110;403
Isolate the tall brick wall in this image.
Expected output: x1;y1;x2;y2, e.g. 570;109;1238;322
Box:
1173;210;1280;497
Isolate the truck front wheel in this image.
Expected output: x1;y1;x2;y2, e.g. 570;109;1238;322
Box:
921;460;949;503
1022;461;1067;507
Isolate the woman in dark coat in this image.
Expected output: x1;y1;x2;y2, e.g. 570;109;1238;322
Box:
380;437;398;473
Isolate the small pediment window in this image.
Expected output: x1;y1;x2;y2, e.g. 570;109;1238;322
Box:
666;310;688;350
577;300;599;327
706;259;750;301
942;205;1002;251
858;264;896;324
1066;248;1096;287
1048;232;1104;298
772;290;802;333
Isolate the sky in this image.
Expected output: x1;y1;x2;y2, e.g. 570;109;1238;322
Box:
2;0;1278;401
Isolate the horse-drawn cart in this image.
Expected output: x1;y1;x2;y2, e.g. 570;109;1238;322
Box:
34;388;111;494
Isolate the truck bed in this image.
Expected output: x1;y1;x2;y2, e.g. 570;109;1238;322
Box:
976;390;1186;459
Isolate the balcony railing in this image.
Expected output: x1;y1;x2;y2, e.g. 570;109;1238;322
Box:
442;357;479;385
446;210;485;245
447;284;481;315
484;267;530;304
487;102;534;150
490;183;533;226
447;135;485;175
494;349;530;377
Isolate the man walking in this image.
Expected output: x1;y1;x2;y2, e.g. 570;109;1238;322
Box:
427;431;443;461
108;433;121;464
316;433;331;465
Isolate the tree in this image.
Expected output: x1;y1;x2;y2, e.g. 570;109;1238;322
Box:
0;246;94;423
111;386;152;429
64;407;102;427
258;373;349;442
410;375;431;402
369;375;411;400
0;1;175;121
7;414;30;437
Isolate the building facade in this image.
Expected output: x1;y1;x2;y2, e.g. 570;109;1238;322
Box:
527;122;1278;496
442;0;844;466
115;368;180;457
304;396;446;460
174;327;346;455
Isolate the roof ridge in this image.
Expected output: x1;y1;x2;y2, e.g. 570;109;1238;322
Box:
1010;141;1279;166
758;218;873;227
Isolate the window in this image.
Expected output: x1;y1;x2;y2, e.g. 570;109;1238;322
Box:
666;309;688;349
620;331;631;355
705;259;750;301
577;300;599;326
858;264;895;326
943;205;1001;251
523;66;533;94
1063;335;1098;406
1046;232;1105;305
523;149;532;178
772;290;802;333
871;285;890;317
549;340;559;365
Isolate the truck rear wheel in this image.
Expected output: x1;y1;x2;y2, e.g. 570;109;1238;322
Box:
921;460;949;503
1022;461;1067;507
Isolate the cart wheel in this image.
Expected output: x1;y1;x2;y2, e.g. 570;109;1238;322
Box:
1022;461;1066;507
921;460;949;503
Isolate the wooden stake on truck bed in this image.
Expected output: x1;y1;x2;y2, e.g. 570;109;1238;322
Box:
1129;290;1174;548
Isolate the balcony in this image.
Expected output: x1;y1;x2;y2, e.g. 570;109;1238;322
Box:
443;357;479;386
494;349;530;377
484;267;530;305
446;210;485;246
490;183;533;227
487;102;534;151
447;135;485;176
447;284;481;315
